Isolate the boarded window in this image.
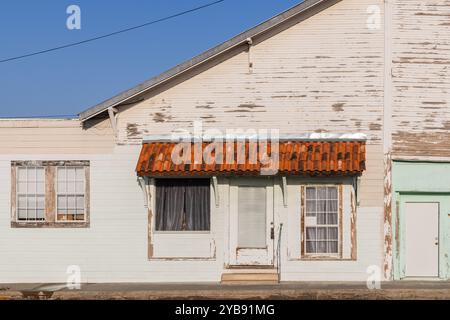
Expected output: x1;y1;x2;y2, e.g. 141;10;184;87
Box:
304;186;339;255
155;179;210;231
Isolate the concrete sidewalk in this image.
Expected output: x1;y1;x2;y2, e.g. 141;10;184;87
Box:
1;281;450;300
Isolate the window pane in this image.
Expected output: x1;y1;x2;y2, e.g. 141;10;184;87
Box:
27;209;36;220
18;195;26;208
37;209;45;220
328;227;338;240
328;241;338;253
67;181;76;193
27;167;36;181
76;181;84;194
76;167;84;180
305;200;316;216
27;181;36;194
327;212;338;225
317;200;326;212
306;187;316;200
18;182;27;193
76;196;85;209
306;241;316;253
27;196;36;209
36;196;45;209
238;186;266;248
57;168;66;181
317;227;327;240
67;168;76;181
317;187;327;199
37;182;45;194
317;212;326;225
18;168;27;181
328;199;338;212
36;168;45;182
305;227;316;241
67;196;76;209
18;209;27;220
57;195;67;209
328;187;338;199
58;181;66;193
317;241;327;253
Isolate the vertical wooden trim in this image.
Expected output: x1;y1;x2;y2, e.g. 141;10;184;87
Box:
395;200;400;260
339;184;343;259
300;186;305;258
10;165;17;224
45;166;56;222
148;179;154;259
383;153;393;279
350;187;357;260
85;166;91;227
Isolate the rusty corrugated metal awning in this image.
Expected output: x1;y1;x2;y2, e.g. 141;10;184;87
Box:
136;141;366;177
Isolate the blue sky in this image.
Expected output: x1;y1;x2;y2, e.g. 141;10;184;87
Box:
0;0;300;118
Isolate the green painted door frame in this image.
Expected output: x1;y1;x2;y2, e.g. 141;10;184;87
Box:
392;161;450;281
393;193;449;280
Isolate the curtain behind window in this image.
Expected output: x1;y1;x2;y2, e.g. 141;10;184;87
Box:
155;179;210;231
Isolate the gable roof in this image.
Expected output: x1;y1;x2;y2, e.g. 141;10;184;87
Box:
79;0;340;122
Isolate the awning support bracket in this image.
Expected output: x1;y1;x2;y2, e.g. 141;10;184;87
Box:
282;176;288;207
108;107;118;138
212;176;219;208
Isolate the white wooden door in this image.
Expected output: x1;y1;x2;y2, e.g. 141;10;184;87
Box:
229;179;274;266
404;202;439;277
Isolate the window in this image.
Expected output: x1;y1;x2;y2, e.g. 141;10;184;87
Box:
155;179;210;231
11;161;90;228
17;167;45;221
57;167;86;221
304;186;339;255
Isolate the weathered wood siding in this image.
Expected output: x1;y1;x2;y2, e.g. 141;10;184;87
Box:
391;0;450;157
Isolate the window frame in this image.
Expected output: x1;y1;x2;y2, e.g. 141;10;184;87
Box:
11;161;90;228
301;184;343;260
152;178;212;234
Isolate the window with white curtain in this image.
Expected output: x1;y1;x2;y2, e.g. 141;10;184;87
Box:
17;167;45;221
57;167;86;221
304;186;339;255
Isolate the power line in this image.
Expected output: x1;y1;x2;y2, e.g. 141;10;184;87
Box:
0;0;225;64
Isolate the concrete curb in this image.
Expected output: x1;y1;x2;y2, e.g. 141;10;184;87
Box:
1;288;450;300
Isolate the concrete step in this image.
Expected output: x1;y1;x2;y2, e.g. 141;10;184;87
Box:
221;272;279;284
